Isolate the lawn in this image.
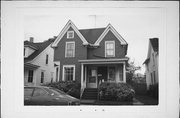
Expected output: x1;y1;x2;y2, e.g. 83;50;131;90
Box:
134;95;158;105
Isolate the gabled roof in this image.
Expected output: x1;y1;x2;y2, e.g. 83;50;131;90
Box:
94;24;128;46
52;20;89;47
52;20;128;47
79;28;106;44
150;38;158;52
143;38;159;65
24;41;38;50
24;39;55;63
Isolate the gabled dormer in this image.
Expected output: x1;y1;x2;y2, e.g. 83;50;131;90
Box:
52;20;89;48
24;37;38;58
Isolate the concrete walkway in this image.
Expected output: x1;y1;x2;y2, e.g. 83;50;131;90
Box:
80;98;143;105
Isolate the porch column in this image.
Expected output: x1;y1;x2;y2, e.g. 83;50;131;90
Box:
81;63;84;89
123;62;126;83
84;65;87;88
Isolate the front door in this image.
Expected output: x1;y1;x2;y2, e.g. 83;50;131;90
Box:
97;67;108;85
87;67;97;88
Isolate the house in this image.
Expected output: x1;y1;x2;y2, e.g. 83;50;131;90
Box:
143;38;159;90
52;20;128;98
24;37;57;86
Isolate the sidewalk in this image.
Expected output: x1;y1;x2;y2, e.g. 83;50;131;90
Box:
80;98;143;105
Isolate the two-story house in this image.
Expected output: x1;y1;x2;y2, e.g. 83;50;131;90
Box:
52;20;128;97
24;37;58;86
143;38;159;90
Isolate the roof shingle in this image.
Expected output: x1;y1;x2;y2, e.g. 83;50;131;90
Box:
24;39;55;63
79;28;106;44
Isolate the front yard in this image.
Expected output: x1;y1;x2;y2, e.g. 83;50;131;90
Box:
134;95;158;105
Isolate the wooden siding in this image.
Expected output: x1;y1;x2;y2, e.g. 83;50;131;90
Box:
87;30;126;59
54;27;87;83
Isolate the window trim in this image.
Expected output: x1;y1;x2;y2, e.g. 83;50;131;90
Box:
67;31;74;39
65;42;75;58
62;65;75;81
105;41;115;57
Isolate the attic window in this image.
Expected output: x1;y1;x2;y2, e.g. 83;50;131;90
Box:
67;31;74;39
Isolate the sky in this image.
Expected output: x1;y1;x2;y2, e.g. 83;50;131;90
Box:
24;7;164;74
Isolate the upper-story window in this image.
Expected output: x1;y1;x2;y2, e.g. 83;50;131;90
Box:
65;42;75;58
67;31;74;39
105;41;115;57
46;54;49;65
46;54;49;64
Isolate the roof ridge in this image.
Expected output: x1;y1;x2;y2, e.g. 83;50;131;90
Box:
79;27;106;31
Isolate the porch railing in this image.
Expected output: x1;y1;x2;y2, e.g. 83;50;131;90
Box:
80;80;86;100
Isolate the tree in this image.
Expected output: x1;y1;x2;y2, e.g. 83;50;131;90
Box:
126;57;141;84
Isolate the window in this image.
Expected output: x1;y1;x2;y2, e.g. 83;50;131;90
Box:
40;71;44;83
108;67;115;81
63;65;75;81
33;88;47;96
119;66;123;81
24;88;34;97
56;67;59;82
46;54;48;64
105;41;115;57
65;42;75;57
67;31;74;39
28;70;33;83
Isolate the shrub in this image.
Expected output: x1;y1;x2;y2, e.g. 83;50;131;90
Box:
99;82;135;102
44;81;81;99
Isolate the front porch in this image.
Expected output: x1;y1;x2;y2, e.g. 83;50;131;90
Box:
24;63;39;86
79;58;127;99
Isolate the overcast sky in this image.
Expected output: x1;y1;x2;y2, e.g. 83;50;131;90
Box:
24;7;164;74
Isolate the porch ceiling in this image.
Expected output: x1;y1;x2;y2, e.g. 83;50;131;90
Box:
78;58;128;64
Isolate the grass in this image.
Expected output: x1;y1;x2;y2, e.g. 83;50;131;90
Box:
134;95;158;105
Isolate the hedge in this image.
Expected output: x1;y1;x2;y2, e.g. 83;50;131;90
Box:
99;82;135;101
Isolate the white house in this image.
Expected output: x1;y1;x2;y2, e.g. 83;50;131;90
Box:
24;37;59;86
143;38;159;90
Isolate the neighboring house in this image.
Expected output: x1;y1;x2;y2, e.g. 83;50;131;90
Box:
24;37;57;86
143;38;159;90
52;20;128;96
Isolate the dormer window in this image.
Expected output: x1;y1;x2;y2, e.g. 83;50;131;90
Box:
67;31;74;39
105;41;115;57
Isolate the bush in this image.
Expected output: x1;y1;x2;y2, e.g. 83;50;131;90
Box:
148;83;158;100
44;81;81;99
99;82;135;102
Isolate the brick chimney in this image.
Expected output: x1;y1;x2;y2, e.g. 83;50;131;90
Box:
29;37;34;43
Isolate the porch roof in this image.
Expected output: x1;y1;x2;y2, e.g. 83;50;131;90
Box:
24;63;40;70
78;58;128;64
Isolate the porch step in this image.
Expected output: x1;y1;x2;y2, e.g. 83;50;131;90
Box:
81;88;98;100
